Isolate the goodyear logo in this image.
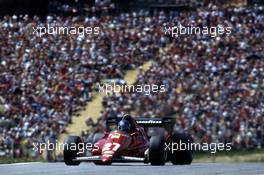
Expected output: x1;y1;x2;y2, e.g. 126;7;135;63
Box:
137;120;162;124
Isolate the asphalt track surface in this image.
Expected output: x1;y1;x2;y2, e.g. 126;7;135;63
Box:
1;162;264;175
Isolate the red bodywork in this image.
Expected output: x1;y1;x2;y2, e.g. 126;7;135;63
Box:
91;127;149;164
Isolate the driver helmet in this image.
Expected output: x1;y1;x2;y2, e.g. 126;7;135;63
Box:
118;119;131;132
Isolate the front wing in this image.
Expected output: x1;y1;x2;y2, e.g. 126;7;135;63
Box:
73;155;145;163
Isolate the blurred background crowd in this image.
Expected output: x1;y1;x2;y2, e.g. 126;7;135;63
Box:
99;5;264;150
0;0;263;160
0;11;152;158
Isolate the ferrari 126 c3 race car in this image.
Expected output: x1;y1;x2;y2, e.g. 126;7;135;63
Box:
63;115;193;166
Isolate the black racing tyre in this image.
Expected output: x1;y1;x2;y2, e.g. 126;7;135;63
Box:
63;136;82;166
149;134;166;166
170;133;193;165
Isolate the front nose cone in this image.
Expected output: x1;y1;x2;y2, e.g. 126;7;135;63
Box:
101;154;113;164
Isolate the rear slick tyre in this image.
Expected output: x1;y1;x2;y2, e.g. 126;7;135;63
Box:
170;133;193;165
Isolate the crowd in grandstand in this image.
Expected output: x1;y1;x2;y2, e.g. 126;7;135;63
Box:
48;0;116;16
0;2;263;159
100;5;264;149
0;13;151;157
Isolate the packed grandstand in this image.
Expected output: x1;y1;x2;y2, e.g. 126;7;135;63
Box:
0;0;263;159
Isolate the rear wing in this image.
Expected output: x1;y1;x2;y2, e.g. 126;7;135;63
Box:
105;117;175;132
135;117;175;127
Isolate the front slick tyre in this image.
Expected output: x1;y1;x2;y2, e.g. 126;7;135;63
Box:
149;134;166;166
63;136;82;166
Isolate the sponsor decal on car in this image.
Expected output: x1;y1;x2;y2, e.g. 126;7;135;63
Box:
111;133;121;139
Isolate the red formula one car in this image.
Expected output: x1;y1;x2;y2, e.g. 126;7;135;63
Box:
63;115;193;166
